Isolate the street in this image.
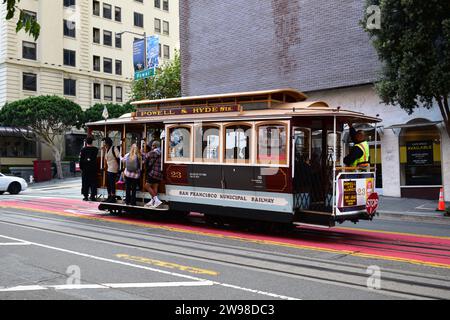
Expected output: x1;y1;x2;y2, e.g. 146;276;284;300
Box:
0;180;449;300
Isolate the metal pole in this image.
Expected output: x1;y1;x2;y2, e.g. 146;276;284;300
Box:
374;122;378;190
332;115;337;216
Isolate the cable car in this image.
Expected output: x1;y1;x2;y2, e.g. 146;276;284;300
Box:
86;89;381;228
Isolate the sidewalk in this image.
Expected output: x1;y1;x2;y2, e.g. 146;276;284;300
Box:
27;176;81;189
378;196;450;223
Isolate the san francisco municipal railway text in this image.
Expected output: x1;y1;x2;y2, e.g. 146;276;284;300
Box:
179;191;275;204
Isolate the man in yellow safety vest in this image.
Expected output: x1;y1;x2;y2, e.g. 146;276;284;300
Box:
343;124;370;167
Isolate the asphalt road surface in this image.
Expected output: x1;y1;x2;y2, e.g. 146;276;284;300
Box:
0;181;449;300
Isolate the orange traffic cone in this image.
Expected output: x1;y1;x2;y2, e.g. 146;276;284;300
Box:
437;188;446;212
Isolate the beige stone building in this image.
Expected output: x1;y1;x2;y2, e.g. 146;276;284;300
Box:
0;0;179;169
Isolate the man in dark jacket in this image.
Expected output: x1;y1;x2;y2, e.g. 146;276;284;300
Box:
79;136;99;201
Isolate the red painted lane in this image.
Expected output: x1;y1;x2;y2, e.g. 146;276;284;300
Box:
1;198;450;268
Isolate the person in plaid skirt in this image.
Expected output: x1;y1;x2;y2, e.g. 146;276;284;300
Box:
144;140;163;208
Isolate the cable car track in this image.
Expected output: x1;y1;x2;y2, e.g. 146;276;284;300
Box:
0;208;449;299
2;198;450;262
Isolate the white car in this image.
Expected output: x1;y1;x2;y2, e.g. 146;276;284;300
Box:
0;173;28;195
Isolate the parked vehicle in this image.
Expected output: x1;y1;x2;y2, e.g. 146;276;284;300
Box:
0;173;28;195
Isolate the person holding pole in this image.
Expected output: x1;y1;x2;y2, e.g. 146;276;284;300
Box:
79;136;98;201
102;137;120;203
144;140;163;208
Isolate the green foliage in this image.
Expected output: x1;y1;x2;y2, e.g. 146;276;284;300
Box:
362;0;450;136
82;102;135;126
131;50;181;101
0;96;83;178
0;96;83;135
3;0;40;40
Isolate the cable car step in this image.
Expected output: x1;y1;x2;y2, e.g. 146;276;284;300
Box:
98;202;170;211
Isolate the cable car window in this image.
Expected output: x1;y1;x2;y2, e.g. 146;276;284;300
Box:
294;128;311;162
195;125;220;162
257;123;287;165
224;124;252;163
168;126;191;161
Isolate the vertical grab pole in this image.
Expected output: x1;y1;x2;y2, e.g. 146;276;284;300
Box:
374;122;378;190
332;115;337;216
101;124;106;188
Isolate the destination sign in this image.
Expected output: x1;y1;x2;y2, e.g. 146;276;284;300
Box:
136;105;240;118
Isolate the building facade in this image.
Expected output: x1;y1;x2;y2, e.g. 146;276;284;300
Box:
179;0;450;201
0;0;179;167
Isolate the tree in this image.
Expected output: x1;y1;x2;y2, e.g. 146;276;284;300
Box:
362;0;450;137
82;102;135;126
3;0;40;40
0;96;83;179
131;50;181;101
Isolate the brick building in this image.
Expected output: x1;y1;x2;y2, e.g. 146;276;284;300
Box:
179;0;450;200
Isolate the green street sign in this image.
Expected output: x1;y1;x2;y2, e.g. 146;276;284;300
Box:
134;68;156;80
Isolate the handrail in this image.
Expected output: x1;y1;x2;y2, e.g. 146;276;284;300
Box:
335;166;376;171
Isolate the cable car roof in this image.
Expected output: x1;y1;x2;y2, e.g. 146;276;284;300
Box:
131;88;308;107
86;100;381;127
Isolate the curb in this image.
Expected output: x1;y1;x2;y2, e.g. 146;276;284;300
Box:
378;210;450;225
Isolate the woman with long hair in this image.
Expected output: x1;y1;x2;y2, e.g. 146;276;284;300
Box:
121;144;143;206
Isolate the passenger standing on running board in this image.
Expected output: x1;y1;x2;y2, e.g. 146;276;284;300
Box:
102;137;120;203
144;140;163;208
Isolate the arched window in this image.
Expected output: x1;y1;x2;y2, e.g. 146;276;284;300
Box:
257;122;288;165
224;123;252;164
399;119;442;186
167;125;192;162
194;125;220;162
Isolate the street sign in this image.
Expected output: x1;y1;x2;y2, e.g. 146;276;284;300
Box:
366;192;379;216
134;68;156;80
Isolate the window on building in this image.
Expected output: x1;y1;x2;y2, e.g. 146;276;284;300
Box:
104;85;113;101
115;33;122;48
163;45;170;59
115;60;122;75
93;28;100;43
22;41;36;60
23;73;37;91
64;0;76;7
163;20;169;35
399;120;442;186
116;87;123;102
158;43;161;57
154;0;160;8
63;49;76;67
163;0;169;11
115;7;121;22
65;134;86;158
134;12;144;27
93;0;100;15
103;30;112;46
194;125;220;162
93;55;101;71
23;10;37;21
63;78;76;96
63;19;76;38
154;18;161;33
93;83;101;99
224;124;252;163
103;3;112;19
103;58;112;73
0;135;37;158
257;123;287;165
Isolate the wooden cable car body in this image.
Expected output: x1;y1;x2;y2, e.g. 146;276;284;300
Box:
87;89;381;227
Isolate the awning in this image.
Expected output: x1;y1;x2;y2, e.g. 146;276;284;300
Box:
0;127;34;138
385;120;442;130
